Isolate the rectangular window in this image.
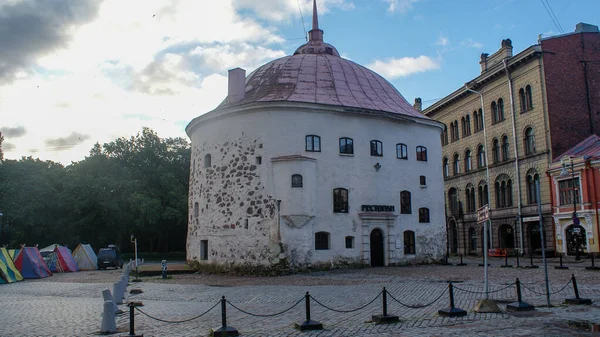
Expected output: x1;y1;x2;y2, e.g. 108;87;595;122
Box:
315;232;330;250
420;175;426;186
559;178;580;206
256;156;262;165
306;135;321;152
404;231;415;255
400;191;411;214
333;188;349;213
416;146;427;161
345;236;354;249
370;140;383;156
396;143;407;159
339;137;354;154
419;208;430;223
200;240;208;260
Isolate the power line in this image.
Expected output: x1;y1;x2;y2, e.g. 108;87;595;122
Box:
297;0;307;42
540;0;564;34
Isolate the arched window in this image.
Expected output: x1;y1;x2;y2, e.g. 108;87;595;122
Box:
339;137;353;154
443;125;448;145
478;108;484;130
453;153;460;175
477;145;486;168
478;181;489;207
466;184;476;213
454;121;460;140
461;117;467;136
416;146;427;161
491;101;498;123
526;169;540;204
194;202;199;218
419;208;430;223
292;174;303;188
526;85;533;110
404;231;415;254
473;110;479;132
497;98;504;121
519;88;527;112
450;123;455;142
492;138;500;164
465;115;471;135
370;140;383;156
443;158;449;178
448;188;459;215
333;188;348;213
204;154;211;168
464;149;472;172
315;231;330;250
495;174;513;208
501;135;509;161
400;190;411;214
306;135;321;152
524;127;535;155
396;143;408;159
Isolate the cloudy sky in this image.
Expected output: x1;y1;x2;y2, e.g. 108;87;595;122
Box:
1;0;598;164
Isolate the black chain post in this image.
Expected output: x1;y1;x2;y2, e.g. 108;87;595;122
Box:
457;254;466;266
506;278;534;311
372;287;399;323
438;282;467;317
296;292;323;331
213;296;239;337
525;251;539;268
127;302;143;337
585;253;600;270
555;253;568;269
501;254;512;268
565;274;592;305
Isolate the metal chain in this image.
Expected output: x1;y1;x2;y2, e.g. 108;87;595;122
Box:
226;297;304;318
134;301;220;324
520;280;572;296
453;283;514;294
309;292;381;313
387;289;445;309
563;254;590;263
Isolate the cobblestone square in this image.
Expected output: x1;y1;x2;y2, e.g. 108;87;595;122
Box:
2;257;600;336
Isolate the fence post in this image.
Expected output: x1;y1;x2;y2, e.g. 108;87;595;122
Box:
457;254;466;266
442;254;451;265
372;287;399;323
438;282;467;317
213;296;239;337
525;252;539;269
506;278;535;311
296;292;323;331
126;302;143;337
555;253;568;270
585;253;600;270
516;251;520;268
565;274;592;305
501;254;513;268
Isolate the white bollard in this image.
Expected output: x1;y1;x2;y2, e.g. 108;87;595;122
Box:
102;289;119;314
100;300;117;333
113;281;123;305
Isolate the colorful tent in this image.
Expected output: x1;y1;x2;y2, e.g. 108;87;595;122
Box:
14;247;52;279
47;245;79;273
8;249;19;260
72;244;97;270
0;247;23;284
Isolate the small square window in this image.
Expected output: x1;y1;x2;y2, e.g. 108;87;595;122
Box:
419;208;430;223
315;232;330;250
292;174;303;188
306;135;321;152
345;236;354;249
256;156;262;164
420;176;426;186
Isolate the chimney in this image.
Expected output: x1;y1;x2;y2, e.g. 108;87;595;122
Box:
227;68;246;104
575;22;599;33
413;97;422;112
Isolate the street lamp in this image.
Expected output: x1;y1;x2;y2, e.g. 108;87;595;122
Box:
130;234;139;280
560;159;581;259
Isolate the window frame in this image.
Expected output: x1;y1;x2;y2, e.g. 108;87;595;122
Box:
404;231;415;255
501;135;509;161
443;158;449;178
416;146;428;161
400;190;411;214
305;135;321;152
418;207;430;223
396;143;408;159
524;127;535;155
345;236;354;249
370;140;383;156
333;188;349;213
315;231;330;250
465;149;472;172
559;177;580;206
291;174;303;188
339;137;354;155
453;153;460;176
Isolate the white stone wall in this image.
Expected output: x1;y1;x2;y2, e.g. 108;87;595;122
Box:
187;104;446;268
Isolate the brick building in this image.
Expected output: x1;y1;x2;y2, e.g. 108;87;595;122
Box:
422;22;600;256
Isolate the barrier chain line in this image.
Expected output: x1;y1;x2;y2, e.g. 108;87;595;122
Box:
134;300;220;324
453;283;514;295
520;280;572;296
226;296;305;318
563;254;589;263
310;291;381;313
387;289;446;309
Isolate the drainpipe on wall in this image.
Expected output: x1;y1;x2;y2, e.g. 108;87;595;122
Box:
588;160;599;252
503;59;524;255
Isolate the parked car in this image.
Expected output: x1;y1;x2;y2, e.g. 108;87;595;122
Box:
97;245;123;270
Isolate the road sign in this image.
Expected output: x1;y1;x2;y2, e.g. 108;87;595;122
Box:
477;205;490;224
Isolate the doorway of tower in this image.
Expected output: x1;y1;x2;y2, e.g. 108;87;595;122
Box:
370;228;384;267
499;224;515;249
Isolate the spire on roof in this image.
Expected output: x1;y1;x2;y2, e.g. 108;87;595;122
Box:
308;0;323;42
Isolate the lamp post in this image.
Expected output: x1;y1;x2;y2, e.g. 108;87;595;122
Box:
560;159;581;259
130;234;139;280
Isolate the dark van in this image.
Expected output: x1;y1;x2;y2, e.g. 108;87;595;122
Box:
97;245;123;269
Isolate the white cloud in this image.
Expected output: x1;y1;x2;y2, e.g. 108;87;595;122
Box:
367;56;440;79
460;39;483;49
435;35;450;47
384;0;420;14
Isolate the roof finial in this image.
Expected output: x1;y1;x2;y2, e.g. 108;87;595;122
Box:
308;0;323;42
312;0;319;31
